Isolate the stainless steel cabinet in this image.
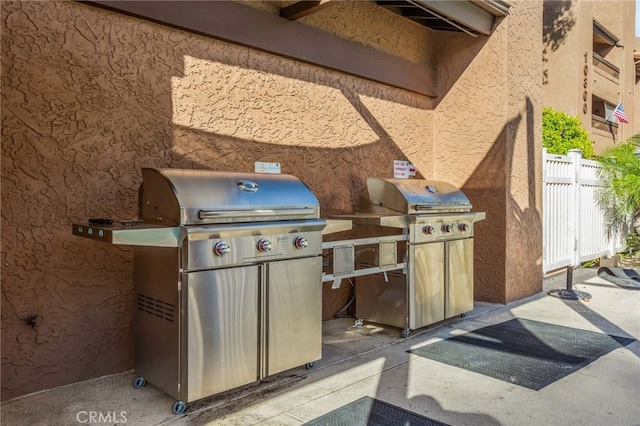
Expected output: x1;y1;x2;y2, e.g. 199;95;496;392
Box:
412;238;474;328
356;237;474;333
266;257;322;376
410;242;445;329
446;239;474;318
184;267;260;402
133;243;322;406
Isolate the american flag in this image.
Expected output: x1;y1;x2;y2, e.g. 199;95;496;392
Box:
612;103;629;124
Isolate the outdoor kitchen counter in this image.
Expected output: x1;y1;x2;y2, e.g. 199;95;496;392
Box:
330;213;409;229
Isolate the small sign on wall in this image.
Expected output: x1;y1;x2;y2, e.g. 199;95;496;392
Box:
255;162;281;174
394;160;416;179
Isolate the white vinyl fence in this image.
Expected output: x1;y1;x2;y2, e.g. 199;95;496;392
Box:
543;149;626;273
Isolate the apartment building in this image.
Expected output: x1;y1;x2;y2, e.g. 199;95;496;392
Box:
543;0;637;152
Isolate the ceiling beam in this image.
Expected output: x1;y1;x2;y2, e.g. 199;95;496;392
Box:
84;1;437;97
409;0;496;36
280;0;334;21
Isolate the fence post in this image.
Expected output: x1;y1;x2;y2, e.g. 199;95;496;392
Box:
542;148;547;270
568;149;582;268
548;148;592;301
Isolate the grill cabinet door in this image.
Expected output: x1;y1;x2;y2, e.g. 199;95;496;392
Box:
410;242;445;328
183;267;259;402
446;238;474;318
266;257;322;376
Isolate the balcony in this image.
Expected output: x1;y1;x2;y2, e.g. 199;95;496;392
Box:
591;114;618;136
592;53;620;101
592;52;620;79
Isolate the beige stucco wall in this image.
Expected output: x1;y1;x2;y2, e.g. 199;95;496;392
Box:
433;2;543;302
1;0;542;399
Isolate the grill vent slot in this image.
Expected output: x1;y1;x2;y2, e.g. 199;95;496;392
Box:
136;293;175;322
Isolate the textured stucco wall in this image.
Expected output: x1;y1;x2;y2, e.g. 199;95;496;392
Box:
432;31;508;301
504;1;544;302
1;0;543;399
1;0;432;399
433;0;543;303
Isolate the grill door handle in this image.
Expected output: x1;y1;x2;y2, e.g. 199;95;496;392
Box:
198;208;316;219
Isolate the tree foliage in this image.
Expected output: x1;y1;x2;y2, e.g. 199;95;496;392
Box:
542;107;595;159
596;142;640;239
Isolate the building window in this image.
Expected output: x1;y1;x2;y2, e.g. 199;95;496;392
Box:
591;95;618;134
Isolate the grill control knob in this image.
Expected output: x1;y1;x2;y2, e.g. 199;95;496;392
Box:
257;239;272;252
294;236;308;249
213;241;231;256
422;225;435;235
459;223;469;232
443;224;453;233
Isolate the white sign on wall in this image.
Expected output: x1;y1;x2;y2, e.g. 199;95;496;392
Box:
255;162;281;174
394;160;416;179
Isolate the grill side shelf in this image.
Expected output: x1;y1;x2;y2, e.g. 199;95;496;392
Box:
72;223;180;247
331;214;409;229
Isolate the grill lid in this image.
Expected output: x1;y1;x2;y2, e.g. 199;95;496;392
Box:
359;178;471;214
139;168;320;225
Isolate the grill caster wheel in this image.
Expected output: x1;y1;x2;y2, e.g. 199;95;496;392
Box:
133;377;146;389
354;319;364;328
172;401;186;415
402;329;411;338
460;313;466;318
305;362;315;369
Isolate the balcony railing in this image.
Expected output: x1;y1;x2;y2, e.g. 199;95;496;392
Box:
592;52;620;80
592;114;618;135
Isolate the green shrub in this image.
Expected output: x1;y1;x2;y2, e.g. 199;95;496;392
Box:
597;142;640;239
542;107;595;159
626;233;640;255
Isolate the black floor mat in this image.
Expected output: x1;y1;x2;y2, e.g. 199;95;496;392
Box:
408;318;635;390
597;267;640;289
304;396;449;426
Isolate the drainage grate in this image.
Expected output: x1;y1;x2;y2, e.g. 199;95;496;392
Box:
304;396;449;426
409;318;636;390
136;293;175;322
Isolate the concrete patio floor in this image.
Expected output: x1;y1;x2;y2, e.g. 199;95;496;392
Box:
2;268;639;426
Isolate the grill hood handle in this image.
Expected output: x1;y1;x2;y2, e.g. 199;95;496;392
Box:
414;203;472;212
198;208;316;220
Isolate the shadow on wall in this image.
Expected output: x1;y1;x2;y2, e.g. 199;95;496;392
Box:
461;98;541;303
542;0;576;84
431;29;490;106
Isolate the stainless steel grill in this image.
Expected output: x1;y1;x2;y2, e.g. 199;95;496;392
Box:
73;168;326;414
348;177;485;337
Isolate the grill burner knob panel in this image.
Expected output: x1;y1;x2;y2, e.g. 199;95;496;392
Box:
422;226;435;235
257;239;272;252
294;236;308;249
214;241;231;256
443;224;452;233
459;223;469;232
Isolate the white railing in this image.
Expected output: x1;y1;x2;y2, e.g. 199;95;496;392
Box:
542;148;626;273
